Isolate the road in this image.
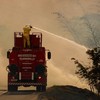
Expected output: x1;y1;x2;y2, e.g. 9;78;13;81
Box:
0;86;99;100
0;90;41;100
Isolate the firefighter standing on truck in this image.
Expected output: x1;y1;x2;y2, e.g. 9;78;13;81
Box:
23;25;32;48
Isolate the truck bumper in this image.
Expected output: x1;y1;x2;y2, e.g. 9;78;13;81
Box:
8;82;46;86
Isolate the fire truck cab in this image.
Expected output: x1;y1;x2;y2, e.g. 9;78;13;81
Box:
7;30;51;92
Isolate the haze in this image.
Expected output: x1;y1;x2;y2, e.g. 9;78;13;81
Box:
0;0;97;89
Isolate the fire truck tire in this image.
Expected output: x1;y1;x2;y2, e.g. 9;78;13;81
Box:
36;86;40;91
36;85;46;92
8;85;18;92
42;85;46;91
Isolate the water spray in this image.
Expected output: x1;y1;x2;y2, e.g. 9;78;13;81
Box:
31;26;87;50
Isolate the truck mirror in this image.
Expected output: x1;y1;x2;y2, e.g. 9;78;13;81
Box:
7;51;10;58
47;52;51;59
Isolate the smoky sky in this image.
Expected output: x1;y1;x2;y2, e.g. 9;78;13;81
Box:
0;0;98;88
0;0;99;53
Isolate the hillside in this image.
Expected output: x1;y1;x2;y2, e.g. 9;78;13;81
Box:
38;85;100;100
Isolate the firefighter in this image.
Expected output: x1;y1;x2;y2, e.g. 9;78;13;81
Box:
23;25;32;48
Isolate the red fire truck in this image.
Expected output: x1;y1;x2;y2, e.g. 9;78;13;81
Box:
7;30;51;92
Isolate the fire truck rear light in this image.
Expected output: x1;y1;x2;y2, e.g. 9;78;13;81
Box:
38;76;42;79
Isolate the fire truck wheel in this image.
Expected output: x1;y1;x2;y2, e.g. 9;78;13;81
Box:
36;86;41;92
36;85;46;92
42;85;46;92
8;85;18;92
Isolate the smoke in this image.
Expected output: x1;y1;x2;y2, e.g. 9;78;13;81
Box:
0;27;89;89
0;48;7;89
48;61;89;88
35;27;89;88
0;0;91;89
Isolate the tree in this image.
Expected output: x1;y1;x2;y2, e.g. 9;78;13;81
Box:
71;47;100;95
